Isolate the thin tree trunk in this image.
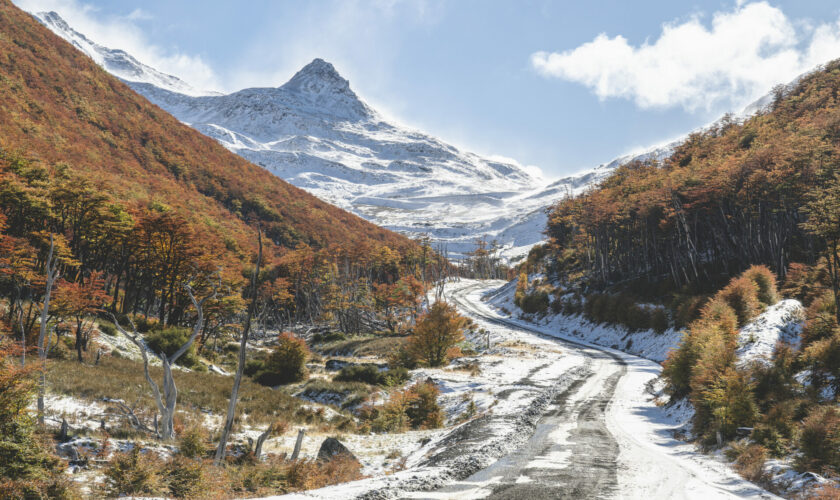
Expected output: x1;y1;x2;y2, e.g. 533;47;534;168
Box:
37;235;59;426
215;229;262;465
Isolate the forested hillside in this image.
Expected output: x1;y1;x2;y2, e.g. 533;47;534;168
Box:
0;0;429;329
0;1;412;254
544;62;840;292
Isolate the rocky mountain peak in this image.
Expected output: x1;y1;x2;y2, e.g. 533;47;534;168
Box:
282;58;353;96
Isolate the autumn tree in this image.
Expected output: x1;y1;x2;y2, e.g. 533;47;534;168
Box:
52;271;109;362
802;167;840;323
408;301;470;367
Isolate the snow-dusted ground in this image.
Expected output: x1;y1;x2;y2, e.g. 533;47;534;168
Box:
265;280;778;499
736;299;803;367
488;279;684;364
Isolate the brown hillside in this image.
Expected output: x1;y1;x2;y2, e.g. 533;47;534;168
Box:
0;0;412;256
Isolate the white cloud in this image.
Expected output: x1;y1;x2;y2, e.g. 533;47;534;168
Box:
13;0;221;92
531;2;840;111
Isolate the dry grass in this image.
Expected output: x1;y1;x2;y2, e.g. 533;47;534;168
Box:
315;335;406;358
45;355;349;428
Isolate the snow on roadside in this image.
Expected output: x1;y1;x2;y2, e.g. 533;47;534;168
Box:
261;280;589;499
485;278;682;363
478;280;780;499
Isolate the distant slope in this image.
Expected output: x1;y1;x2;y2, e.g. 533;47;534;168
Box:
0;1;414;261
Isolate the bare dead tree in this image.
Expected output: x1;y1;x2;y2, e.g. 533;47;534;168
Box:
36;234;60;425
103;397;156;435
214;228;262;465
110;273;218;440
253;422;274;461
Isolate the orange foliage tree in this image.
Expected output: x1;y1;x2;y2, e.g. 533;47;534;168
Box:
408;301;470;367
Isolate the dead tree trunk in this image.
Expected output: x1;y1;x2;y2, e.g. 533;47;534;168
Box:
214;229;262;465
111;275;217;440
37;235;60;426
254;423;273;461
291;429;305;460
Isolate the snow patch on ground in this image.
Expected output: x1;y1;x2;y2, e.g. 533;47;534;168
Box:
736;299;804;367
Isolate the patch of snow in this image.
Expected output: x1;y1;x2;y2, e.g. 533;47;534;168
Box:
736;299;804;367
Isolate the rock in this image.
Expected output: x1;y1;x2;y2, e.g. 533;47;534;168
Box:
317;437;359;464
325;359;350;371
208;364;229;376
56;442;79;461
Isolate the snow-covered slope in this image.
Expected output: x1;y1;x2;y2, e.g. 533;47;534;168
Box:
35;12;218;97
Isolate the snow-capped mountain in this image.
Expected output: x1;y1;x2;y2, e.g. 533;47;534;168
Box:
36;11;217;97
37;10;566;259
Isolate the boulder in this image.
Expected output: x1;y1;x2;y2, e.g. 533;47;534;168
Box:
317;437;359;465
325;359;350;371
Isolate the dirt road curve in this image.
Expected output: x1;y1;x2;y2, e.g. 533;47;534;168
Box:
411;281;777;500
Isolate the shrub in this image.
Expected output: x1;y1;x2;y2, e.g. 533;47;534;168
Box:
284;455;363;491
730;442;767;482
699;297;740;335
624;305;652;332
801;291;837;347
387;346;419;370
693;366;757;444
165;456;206;498
796;405;840;474
802;330;840;396
254;332;310;386
244;358;265;377
519;289;549;315
0;348;77;499
782;262;830;306
405;381;443;429
98;321;117;337
743;265;779;306
358;390;415;433
103;449;164;497
133;315;159;333
335;364;382;385
408;302;469;367
311;331;347;344
144;327;200;369
514;273;528;308
718;276;761;327
662;299;738;399
178;425;207;459
673;295;708;329
358;381;443;433
651;308;670;334
222;342;240;354
334;365;409;387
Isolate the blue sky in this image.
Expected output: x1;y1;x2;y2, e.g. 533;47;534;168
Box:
14;0;840;179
